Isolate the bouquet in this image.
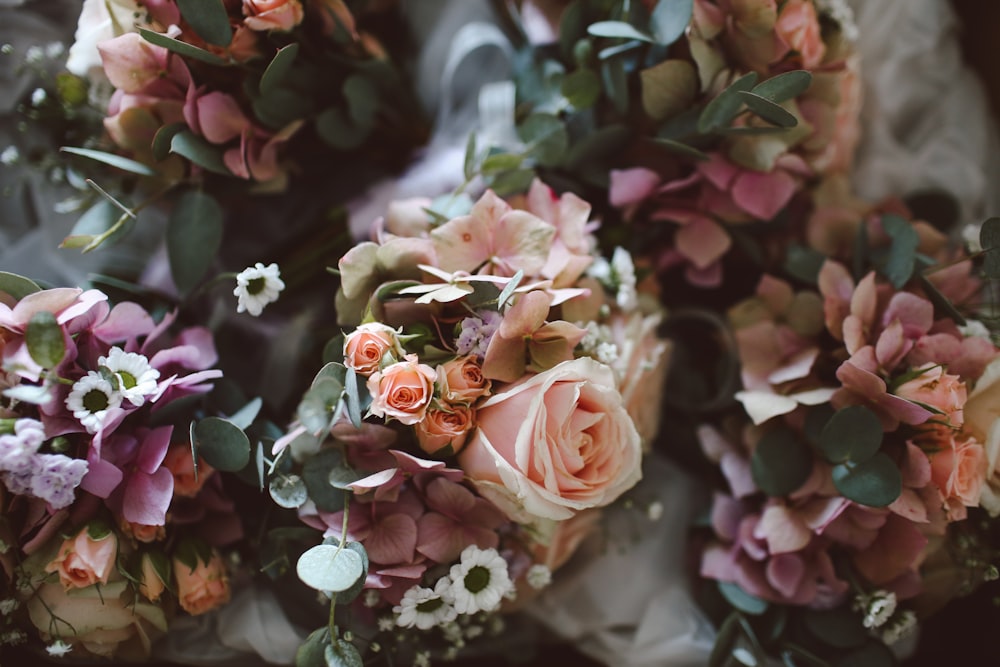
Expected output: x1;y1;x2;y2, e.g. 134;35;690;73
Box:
0;273;251;659
261;180;670;664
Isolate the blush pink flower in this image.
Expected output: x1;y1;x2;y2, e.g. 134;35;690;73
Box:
367;357;437;425
415;477;508;563
415;404;475;457
242;0;304;32
343;323;402;375
174;549;231;616
439;356;492;404
45;528;117;590
774;0;825;68
894;365;967;428
912;426;987;520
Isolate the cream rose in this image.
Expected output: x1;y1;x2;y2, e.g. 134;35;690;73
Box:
174;550;231;616
963;358;1000;514
608;312;671;449
416;403;475;456
367;358;437;425
459;358;643;522
243;0;305;32
344;323;402;375
45;528;117;590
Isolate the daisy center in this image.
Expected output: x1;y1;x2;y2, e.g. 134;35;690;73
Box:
118;370;137;390
416;597;444;613
82;389;110;413
247;276;267;295
464;566;491;594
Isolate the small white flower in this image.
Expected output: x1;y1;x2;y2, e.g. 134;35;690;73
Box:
413;651;431;667
441;621;463;644
31;88;47;106
448;546;513;615
0;146;19;165
45;42;65;59
24;46;44;64
647;501;664;522
99;347;159;407
464;624;483;639
394;578;457;630
66;372;122;433
959;319;991;340
857;590;897;629
0;598;18;615
963;223;983;253
595;342;619;365
526;564;552;590
363;589;381;608
610;247;638;311
46;640;73;657
234;262;285;317
376;616;395;632
880;609;917;645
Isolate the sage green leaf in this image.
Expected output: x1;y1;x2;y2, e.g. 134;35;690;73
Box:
193;417;251;471
344;367;361;429
60;200;132;251
518;113;569;167
0;272;40;300
565;124;631;168
229;397;263;430
646;137;709;161
601;56;629;115
718;581;769;615
463;132;477;181
832;453;902;508
497;269;524;309
296;544;365;593
709;613;739;667
295;628;328;667
881;214;919;288
336;543;370;605
598;39;643;61
490;168;536;197
139;29;229;66
917;274;966;325
480;152;524;174
587;20;655;43
750;428;813;497
260;44;300;96
170;131;231;175
562;68;601;108
738;92;798;127
325;641;363;667
343;75;378;129
752;70;813;102
649;0;693;46
26;311;65;369
980;217;1000;278
152;122;186;161
269;474;309;509
166;190;224;294
803;607;868;649
176;0;232;46
558;1;585;60
819;405;882;464
698;72;759;133
60;147;156;176
784;245;825;285
316;107;367;151
302;448;346;512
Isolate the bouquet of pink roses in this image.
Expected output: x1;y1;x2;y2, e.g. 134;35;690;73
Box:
0;273;247;660
261;180;670;665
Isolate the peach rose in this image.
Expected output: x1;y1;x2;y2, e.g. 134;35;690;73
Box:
440;356;492;404
139;553;166;602
915;426;987;520
344;323;402;375
120;518;165;544
894;364;967;428
774;0;825;68
45;527;117;590
242;0;304;32
459;358;643;522
174;550;231;616
367;357;437;425
162;444;214;498
416;403;475;456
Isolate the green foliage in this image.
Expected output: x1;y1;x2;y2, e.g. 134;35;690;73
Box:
718;582;769;616
270;474;309;509
698;72;759;133
60;147;156;177
751;71;813;102
818;406;883;464
831;452;902;508
26;311;65;369
586;21;655;43
139;28;230;66
176;0;232;46
61;199;133;252
302;448;347;512
803;607;868;649
169;131;231;174
750;428;813;497
649;0;694;45
192;417;252;472
518;113;569;167
784;246;826;285
880;214;919;288
296;543;366;593
737;92;798;127
980;217;1000;278
0;272;41;300
260;44;301;96
167;190;224;294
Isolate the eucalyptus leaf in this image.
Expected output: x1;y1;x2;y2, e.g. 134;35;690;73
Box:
751;70;813;102
343;75;378;129
260;44;300;96
0;272;40;300
60;147;156;177
738;92;798;127
587;20;654;43
784;245;826;285
803;606;868;649
298;377;344;435
170;131;231;175
193;417;251;471
151;123;186;162
256;440;266;490
917;274;966;326
601;56;629;115
344;367;362;429
649;0;693;46
490;168;536;197
26;311;65;369
463;132;477;181
831;452;902;508
559;1;585;60
497;269;524;309
561;68;601;108
228;397;263;431
718;581;769;615
139;29;229;66
176;0;232;46
646;137;709;161
166;190;224;294
296;628;329;667
60;200;131;250
316;107;367;151
269;474;309;509
881;214;919;288
336;542;370;605
598;39;644;61
518;113;568;167
296;544;365;593
709;613;739;667
302;448;347;512
480;152;524;174
698;72;759;133
750;428;813;497
325;640;363;667
819;405;882;464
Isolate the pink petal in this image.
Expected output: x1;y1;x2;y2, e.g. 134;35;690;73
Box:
711;493;745;541
882;293;933;338
755;504;811;554
80;457;123;499
875;319;911;370
92;302;155;342
365;513;418;565
123;467;174;525
196;92;249;144
853;514;928;586
415;513;466;563
766;553;805;599
731;169;797;220
676;217;731;269
609;168;661;207
137;426;173;474
696;152;741;191
900;442;932;487
888;488;928;523
349;469;398;494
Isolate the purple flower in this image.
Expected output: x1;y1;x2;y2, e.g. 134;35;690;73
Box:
455;310;502;360
0;418;45;474
26;454;89;509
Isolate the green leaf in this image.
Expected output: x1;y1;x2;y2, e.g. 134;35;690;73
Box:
193;417;251;471
518;113;569;167
59;200;132;251
86;518;113;541
738;92;798;128
490;168;536;198
175;0;232;46
298;377;344;435
480;152;524;175
601;56;629;114
598;39;644;61
296;628;329;667
649;0;693;45
170;130;231;174
139;28;229;65
60;147;156;176
269;474;309;509
709;613;740;667
497;269;524;309
559;2;586;60
302;448;347;512
698;72;759;133
803;606;868;649
0;272;41;300
336;542;369;604
751;71;813;102
819;406;883;464
750;428;813;497
803;404;835;447
344;367;362;429
917;274;966;326
26;311;65;369
463;132;477;181
260;43;300;96
586;20;655;43
151;123;186;162
646;137;709;161
189;420;200;480
166;190;224;294
343;75;378;129
718;581;769;616
253;88;314;130
565;124;631;169
325;640;363;667
228;397;262;430
881;214;919;288
561;68;601;108
832;452;902;508
784;245;826;285
316;107;367;151
296;543;365;593
834;640;896;667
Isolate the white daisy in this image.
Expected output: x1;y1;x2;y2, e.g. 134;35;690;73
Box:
234;262;285;317
525;564;552;590
65;372;122;433
46;640;73;657
99;347;160;407
393;578;457;630
448;546;512;615
376;616;395;632
880;609;917;645
855;590;898;629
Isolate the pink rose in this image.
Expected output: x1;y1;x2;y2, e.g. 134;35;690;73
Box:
459;358;643;521
894;364;967;427
367;358;437;425
915;426;987;519
344;323;401;375
242;0;304;32
120;519;165;544
774;0;825;68
163;444;214;498
416;404;475;456
139;553;166;602
440;356;492;404
45;527;117;590
174;549;231;616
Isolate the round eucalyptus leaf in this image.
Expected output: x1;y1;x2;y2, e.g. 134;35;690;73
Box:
193;417;251;471
0;272;41;300
819;405;883;464
803;606;868;649
296;544;365;593
26;311;65;369
718;581;769;616
750;428;813;497
295;628;328;667
325;640;363;667
269;474;308;509
337;543;370;605
832;452;902;508
561;68;601;108
302;448;347;512
518;113;568;167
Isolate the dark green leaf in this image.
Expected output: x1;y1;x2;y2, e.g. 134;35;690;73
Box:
803;404;835;446
819;406;883;464
260;44;300;96
170;131;231;175
60;147;156;176
463;132;477;181
751;71;813;102
709;613;740;667
566;124;631;169
698;72;759;133
852;219;868;282
784;245;826;285
328;463;364;491
86;518;113;541
325;640;363;667
832;452;902;508
0;272;40;300
296;628;329;667
152;122;186;162
559;2;586;60
561;68;601;108
176;0;232;46
343;75;378;129
253;88;314;130
26;311;65;369
980;217;1000;278
649;0;693;45
881;214;919;288
834;640;896;667
480;152;524;174
738;92;798;127
316;107;367;151
718;581;769;615
587;20;655;43
302;448;347;512
803;606;868;649
166;190;224;294
489;168;536;197
917;274;966;326
193;417;251;471
750;428;813;497
336;542;370;605
518;113;568;167
296;543;365;593
139;29;229;65
646;137;710;161
269;474;309;509
601;56;629;115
